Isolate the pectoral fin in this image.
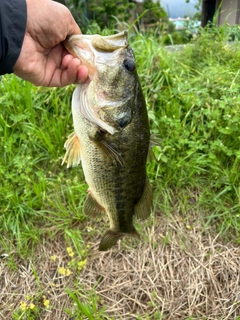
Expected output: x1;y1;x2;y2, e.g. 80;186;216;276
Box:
62;132;81;168
134;178;153;219
83;192;105;217
90;130;123;166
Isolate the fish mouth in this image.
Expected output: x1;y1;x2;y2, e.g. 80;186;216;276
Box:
64;31;128;77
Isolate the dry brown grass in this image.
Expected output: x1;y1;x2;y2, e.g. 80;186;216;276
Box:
1;212;240;319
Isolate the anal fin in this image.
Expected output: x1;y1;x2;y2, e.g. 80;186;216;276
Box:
134;178;153;219
62;132;81;168
83;192;105;217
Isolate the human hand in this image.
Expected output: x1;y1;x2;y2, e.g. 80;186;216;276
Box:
13;0;88;87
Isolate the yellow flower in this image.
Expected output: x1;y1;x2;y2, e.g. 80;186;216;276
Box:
78;259;87;271
29;303;35;310
65;268;71;276
50;255;57;261
58;267;66;275
58;267;71;276
19;301;27;311
66;247;74;257
43;299;50;309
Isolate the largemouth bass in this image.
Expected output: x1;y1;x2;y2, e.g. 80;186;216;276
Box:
63;31;152;251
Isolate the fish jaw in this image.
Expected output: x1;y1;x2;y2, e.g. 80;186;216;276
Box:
64;31;128;78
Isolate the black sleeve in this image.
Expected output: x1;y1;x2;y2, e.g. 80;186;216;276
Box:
0;0;27;75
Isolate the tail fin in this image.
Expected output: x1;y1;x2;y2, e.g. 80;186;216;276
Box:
99;229;139;251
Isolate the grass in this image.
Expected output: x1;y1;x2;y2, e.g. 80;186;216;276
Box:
133;25;240;241
0;23;240;319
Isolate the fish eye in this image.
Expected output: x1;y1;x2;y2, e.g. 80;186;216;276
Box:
123;58;135;72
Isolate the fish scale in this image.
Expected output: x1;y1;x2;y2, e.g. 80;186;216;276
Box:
62;31;153;251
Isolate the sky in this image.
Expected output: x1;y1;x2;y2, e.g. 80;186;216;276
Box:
160;0;199;18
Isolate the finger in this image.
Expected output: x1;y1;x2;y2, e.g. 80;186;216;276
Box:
62;55;88;84
62;54;80;68
76;65;88;84
64;57;81;84
48;59;87;87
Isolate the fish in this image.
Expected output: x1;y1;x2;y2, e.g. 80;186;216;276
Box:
62;31;153;251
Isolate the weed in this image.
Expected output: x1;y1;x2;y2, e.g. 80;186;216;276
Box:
65;289;106;320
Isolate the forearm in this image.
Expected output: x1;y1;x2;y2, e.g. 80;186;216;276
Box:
0;0;27;75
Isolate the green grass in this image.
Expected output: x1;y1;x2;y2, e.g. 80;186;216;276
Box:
131;25;240;242
0;80;88;252
1;23;240;319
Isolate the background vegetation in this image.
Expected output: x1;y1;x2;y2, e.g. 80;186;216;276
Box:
56;0;197;44
56;0;168;31
1;5;240;319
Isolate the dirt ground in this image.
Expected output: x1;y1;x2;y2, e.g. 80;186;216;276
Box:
1;212;240;319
